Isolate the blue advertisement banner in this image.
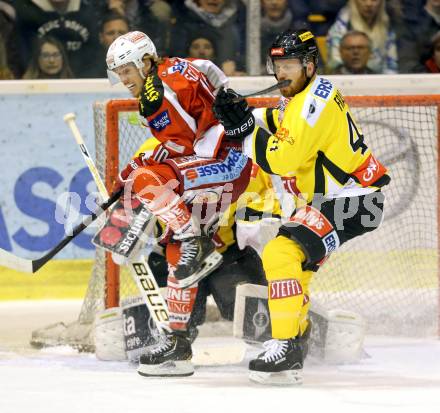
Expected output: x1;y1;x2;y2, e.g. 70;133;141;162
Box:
0;90;127;259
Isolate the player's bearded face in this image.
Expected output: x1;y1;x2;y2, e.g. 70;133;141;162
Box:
114;63;144;97
273;58;306;97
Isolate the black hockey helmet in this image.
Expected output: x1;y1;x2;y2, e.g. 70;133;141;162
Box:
267;29;319;74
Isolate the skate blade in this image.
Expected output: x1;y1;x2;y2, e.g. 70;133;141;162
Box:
177;251;223;289
248;369;303;386
137;360;194;377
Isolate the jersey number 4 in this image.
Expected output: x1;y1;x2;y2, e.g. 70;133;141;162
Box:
347;112;368;155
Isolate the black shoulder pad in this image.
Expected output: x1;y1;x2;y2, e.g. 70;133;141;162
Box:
138;70;164;118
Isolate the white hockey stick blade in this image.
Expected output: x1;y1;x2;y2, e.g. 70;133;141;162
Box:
192;339;246;366
0;249;33;273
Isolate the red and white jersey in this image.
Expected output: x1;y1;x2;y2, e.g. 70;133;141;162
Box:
138;57;227;159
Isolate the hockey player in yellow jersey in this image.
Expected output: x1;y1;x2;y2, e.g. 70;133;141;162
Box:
213;29;390;385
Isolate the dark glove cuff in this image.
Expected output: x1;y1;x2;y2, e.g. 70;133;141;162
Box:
224;112;255;140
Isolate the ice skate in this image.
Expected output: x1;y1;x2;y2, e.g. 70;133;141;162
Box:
173;236;223;288
137;332;194;377
248;337;305;385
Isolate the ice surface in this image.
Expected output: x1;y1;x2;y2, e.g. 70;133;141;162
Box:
1;301;439;413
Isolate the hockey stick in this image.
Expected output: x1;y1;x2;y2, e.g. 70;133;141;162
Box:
0;189;123;273
64;113;170;332
63;113;108;199
232;79;291;103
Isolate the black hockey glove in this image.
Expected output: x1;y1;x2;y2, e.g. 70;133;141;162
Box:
213;88;255;141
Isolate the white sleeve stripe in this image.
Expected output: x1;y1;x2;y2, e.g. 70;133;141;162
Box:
189;59;229;92
199;75;215;99
194;123;224;158
242;133;254;159
152;146;169;162
252;108;269;130
163;83;197;133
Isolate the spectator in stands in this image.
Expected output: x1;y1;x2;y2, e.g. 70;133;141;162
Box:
149;0;174;22
174;0;244;74
100;12;130;49
15;0;101;78
286;0;346;36
187;32;217;61
0;0;22;78
87;11;130;78
137;0;179;57
399;0;440;73
186;30;245;76
261;0;297;71
327;0;398;74
400;0;426;21
330;30;376;74
0;37;14;79
424;31;440;73
22;36;74;79
238;0;326;73
103;0;141;27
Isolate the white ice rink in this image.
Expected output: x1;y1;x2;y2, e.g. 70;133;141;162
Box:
1;300;439;413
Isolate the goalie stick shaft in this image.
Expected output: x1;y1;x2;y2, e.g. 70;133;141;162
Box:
0;189;123;274
232;79;291;103
64;113;109;199
65;114;170;332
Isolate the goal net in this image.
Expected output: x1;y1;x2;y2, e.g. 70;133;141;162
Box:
31;95;440;351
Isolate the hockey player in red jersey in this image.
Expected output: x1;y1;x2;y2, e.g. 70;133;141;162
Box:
105;31;252;376
106;31;251;285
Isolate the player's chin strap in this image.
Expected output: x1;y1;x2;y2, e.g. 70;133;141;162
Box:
299;58;317;93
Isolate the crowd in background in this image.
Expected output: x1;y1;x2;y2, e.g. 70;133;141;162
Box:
0;0;439;80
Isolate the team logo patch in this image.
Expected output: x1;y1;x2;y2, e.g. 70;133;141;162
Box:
168;60;188;75
323;231;340;255
282;176;302;198
183;150;248;189
143;75;160;102
124;31;147;43
150;110;171;131
274;127;295;145
252;311;269;329
289;205;334;237
271;47;285;56
185;169;199;181
352;154;387;187
299;31;314;42
270;279;303;300
313;77;333;101
106;55;114;67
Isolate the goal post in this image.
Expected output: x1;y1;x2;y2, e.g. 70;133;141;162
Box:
31;93;440;350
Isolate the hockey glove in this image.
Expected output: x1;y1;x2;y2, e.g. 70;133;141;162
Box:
114;153;148;191
213;88;255;141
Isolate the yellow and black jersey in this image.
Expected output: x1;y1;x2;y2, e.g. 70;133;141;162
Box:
252;106;280;135
246;76;390;203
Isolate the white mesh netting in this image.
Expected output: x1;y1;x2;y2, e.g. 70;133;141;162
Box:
31;96;440;351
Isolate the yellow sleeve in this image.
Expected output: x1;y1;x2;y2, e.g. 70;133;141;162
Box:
133;137;161;158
